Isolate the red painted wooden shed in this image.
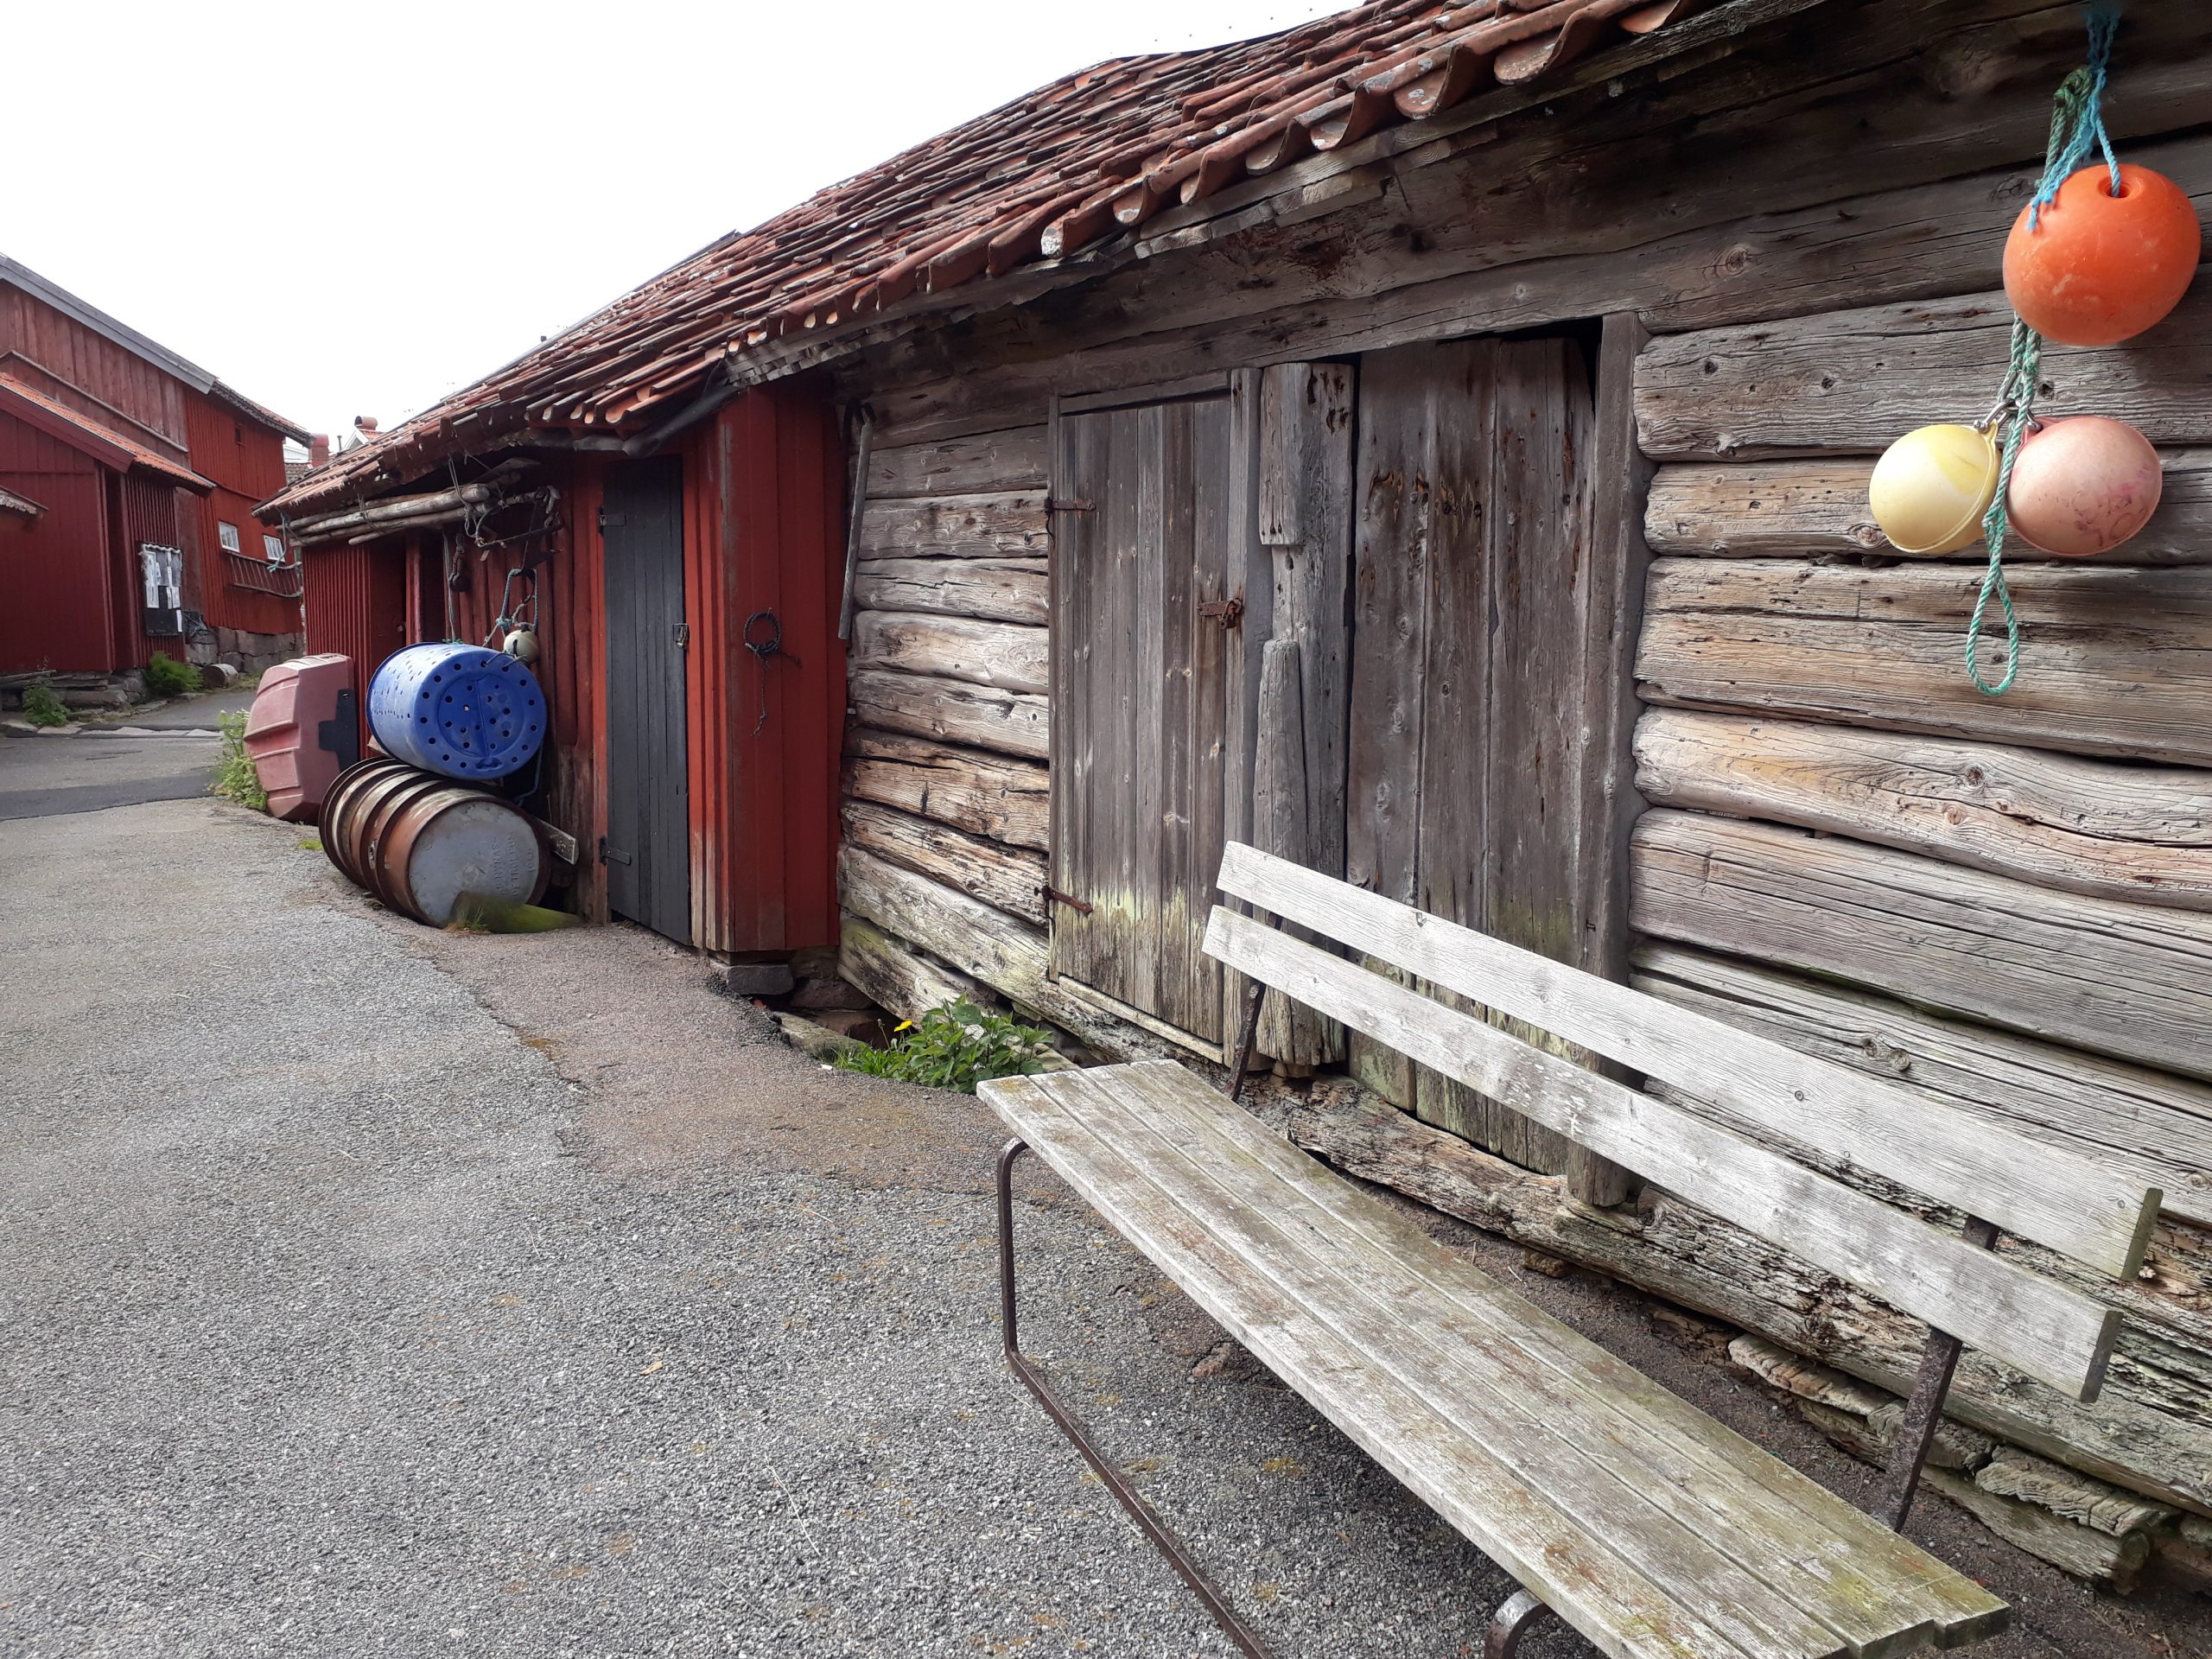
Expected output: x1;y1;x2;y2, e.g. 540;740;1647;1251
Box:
0;255;307;678
277;382;844;956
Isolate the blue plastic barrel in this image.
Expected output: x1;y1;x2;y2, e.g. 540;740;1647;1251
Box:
366;643;547;781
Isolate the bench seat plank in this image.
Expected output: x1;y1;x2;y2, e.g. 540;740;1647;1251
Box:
985;1062;2008;1659
1204;906;2120;1403
1089;1061;2009;1655
1215;842;2159;1281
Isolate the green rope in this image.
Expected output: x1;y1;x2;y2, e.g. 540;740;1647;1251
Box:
1968;5;2117;697
1966;321;2042;695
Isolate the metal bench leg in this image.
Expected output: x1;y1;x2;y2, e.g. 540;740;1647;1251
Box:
1880;1215;1999;1530
1486;1589;1554;1659
996;1137;1280;1659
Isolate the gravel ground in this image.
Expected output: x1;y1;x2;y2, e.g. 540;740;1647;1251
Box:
2;799;2200;1658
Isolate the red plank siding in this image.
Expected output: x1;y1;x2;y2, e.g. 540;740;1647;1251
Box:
0;408;113;673
684;385;845;954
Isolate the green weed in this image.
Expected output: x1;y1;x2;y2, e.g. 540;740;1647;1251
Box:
21;683;68;727
143;652;200;697
210;711;268;811
833;998;1058;1093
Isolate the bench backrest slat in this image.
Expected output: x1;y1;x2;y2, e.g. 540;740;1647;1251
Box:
1204;903;2122;1403
1216;842;2160;1282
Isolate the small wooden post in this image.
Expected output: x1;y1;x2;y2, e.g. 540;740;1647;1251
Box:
1562;311;1655;1211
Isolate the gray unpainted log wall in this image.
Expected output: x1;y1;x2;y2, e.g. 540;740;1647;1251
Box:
822;0;2212;1563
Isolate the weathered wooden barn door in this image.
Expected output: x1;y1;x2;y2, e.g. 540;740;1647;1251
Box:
1050;390;1237;1055
1346;334;1603;1173
601;455;691;944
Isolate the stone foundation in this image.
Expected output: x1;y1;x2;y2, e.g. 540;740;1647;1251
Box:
194;626;303;677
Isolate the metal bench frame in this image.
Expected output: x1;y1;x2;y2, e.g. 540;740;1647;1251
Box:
995;928;2010;1659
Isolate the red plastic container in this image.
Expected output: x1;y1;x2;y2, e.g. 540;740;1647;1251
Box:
245;654;361;823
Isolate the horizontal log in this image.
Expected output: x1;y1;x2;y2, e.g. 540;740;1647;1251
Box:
1287;1077;2212;1519
289;475;506;537
842;727;1048;850
847;668;1048;760
850;611;1048;695
836;912;984;1022
836;845;1175;1064
850;557;1048;626
1644;451;2212;563
840;800;1046;925
1632;944;2212;1230
1637;558;2212;766
868;428;1048;498
1633;709;2212;912
1974;1446;2179;1541
1630;809;2212;1083
1923;1470;2149;1591
855;492;1048;560
1637;279;2212;460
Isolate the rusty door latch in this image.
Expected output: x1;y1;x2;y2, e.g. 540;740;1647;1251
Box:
1197;594;1244;630
1046;887;1094;914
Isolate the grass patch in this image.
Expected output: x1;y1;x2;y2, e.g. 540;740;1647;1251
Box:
21;683;68;727
210;711;267;811
143;652;200;698
834;997;1058;1093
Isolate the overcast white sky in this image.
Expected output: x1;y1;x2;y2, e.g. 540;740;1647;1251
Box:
11;1;1343;444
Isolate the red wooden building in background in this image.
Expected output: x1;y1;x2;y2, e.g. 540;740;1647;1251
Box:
0;255;307;678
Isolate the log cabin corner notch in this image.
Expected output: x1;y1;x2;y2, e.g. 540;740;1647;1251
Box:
269;0;2212;1573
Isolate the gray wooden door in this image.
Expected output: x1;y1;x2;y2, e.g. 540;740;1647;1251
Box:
1346;336;1599;1169
602;456;691;944
1052;393;1236;1049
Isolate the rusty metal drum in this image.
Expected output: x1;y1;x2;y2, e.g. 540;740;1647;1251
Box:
321;757;550;925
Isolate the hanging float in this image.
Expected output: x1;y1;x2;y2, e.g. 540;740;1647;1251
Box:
1866;6;2199;695
2005;415;2164;556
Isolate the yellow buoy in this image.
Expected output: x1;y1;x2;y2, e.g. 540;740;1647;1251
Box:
1868;423;2001;555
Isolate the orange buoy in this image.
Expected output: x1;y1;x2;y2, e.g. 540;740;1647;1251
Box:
2004;163;2202;347
2006;415;2163;557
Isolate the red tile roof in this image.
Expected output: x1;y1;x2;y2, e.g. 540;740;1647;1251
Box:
269;0;1719;515
0;375;216;493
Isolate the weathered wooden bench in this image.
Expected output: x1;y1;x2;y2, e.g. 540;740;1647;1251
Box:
982;841;2164;1659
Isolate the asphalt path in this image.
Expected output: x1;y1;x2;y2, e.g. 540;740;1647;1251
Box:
0;729;219;820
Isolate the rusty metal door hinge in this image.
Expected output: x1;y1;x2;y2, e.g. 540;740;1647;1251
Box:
1198;594;1244;630
1046;498;1096;513
1046;886;1094;914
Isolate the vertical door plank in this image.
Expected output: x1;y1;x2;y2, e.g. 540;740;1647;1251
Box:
1187;397;1233;1043
1412;339;1507;1156
1156;400;1198;1037
1346;345;1444;1107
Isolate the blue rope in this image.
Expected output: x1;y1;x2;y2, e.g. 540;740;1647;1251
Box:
2029;4;2121;231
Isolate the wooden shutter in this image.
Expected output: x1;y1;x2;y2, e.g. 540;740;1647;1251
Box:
1345;335;1602;1171
1051;391;1236;1052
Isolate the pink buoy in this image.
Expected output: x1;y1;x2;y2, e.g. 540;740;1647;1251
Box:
2005;416;2163;557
